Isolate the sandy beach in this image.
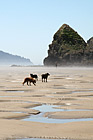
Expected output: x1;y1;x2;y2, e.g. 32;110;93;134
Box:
0;66;93;140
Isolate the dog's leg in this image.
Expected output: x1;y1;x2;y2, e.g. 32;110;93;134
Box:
46;78;47;82
29;82;31;86
33;83;36;86
27;81;28;85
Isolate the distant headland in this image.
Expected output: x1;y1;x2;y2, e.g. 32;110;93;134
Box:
44;24;93;66
0;50;32;65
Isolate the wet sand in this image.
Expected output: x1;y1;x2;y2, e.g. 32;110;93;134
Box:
0;66;93;140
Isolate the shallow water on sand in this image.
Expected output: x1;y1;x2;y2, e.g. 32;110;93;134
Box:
23;104;93;123
30;104;91;112
15;138;70;140
23;114;93;124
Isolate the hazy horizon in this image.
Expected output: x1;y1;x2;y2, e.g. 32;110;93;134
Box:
0;0;93;65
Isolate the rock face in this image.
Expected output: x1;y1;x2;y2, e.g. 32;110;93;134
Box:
87;37;93;49
44;24;93;66
0;50;32;65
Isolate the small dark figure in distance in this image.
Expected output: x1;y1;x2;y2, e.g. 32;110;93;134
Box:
30;74;38;81
41;73;50;82
22;77;36;86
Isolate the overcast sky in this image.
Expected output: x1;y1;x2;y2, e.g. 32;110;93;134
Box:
0;0;93;64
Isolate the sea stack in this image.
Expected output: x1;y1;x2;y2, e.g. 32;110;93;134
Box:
43;24;93;66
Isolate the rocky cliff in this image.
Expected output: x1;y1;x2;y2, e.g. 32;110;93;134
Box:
0;50;32;65
44;24;93;66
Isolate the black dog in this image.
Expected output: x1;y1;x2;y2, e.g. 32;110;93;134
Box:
30;74;38;81
41;73;50;82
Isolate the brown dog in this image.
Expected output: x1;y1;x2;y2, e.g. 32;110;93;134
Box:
22;77;36;86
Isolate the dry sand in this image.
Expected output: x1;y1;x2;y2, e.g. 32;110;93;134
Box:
0;66;93;140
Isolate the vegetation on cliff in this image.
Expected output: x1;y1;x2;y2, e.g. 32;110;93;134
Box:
44;24;93;66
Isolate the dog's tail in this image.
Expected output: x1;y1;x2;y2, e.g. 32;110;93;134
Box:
22;82;24;85
22;81;25;85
